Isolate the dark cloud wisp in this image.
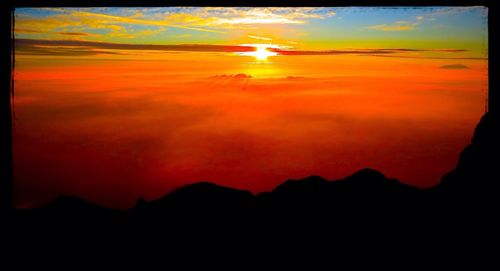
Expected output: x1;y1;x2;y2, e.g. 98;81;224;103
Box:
439;64;470;69
15;39;256;56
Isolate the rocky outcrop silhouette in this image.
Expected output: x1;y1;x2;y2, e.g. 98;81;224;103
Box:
440;113;498;196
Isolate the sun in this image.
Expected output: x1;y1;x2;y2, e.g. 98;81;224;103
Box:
238;44;278;61
252;46;277;61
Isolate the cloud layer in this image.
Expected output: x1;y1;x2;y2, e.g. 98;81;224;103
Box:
15;7;337;40
15;38;470;59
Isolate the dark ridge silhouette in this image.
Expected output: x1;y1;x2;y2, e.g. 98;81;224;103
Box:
252;168;424;225
13;195;125;226
7;113;497;253
271;175;329;196
328;168;418;193
135;182;254;216
259;169;419;209
43;195;109;213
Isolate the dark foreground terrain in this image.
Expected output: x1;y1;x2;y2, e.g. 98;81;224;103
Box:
5;113;498;262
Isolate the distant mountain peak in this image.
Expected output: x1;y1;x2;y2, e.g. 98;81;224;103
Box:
43;195;109;214
272;175;328;194
135;181;253;211
169;181;252;196
346;168;388;183
45;195;94;208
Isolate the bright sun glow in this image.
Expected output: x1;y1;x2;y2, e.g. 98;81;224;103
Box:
252;46;277;61
238;44;278;61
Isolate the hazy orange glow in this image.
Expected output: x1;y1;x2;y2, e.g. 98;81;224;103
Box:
13;7;488;209
13;52;487;208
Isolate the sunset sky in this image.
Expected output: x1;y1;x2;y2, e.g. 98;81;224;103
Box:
13;7;488;209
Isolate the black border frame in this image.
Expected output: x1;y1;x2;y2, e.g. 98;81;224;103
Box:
1;0;496;214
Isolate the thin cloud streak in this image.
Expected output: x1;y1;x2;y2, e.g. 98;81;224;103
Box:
371;54;486;60
269;48;468;55
15;39;255;55
365;17;422;31
57;32;92;36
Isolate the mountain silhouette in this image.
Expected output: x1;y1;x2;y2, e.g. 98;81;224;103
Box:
272;175;329;195
13;195;124;226
8;113;497;254
261;169;417;202
135;181;254;221
43;195;109;213
15;113;496;220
